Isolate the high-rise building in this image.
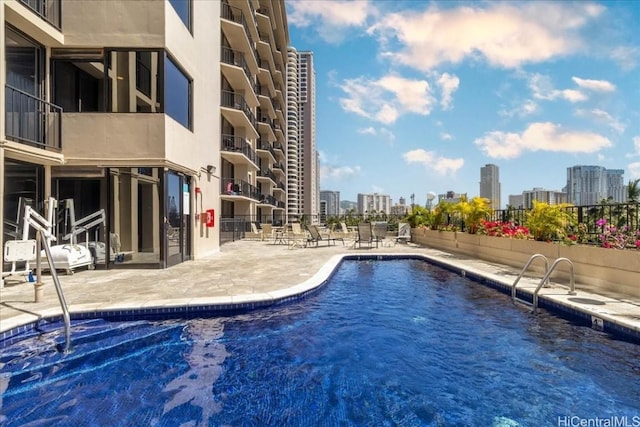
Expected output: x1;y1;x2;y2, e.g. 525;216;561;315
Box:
357;193;391;216
566;166;627;205
438;191;467;204
390;198;410;216
1;0;290;275
287;49;318;220
480;164;501;209
320;191;340;217
286;47;299;220
508;195;524;209
522;188;567;209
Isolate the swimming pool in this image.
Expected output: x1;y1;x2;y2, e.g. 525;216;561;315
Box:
1;259;639;426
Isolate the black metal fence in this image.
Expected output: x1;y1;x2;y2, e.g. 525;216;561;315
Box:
5;85;62;150
219;204;639;245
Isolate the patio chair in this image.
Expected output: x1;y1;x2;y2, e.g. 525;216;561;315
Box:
340;222;357;240
245;222;263;240
372;221;390;247
355;222;376;248
287;223;308;248
260;223;274;242
305;224;343;247
396;222;411;244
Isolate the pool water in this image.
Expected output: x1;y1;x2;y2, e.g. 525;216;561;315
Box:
1;259;639;426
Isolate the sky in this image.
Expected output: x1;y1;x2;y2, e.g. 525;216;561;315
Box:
285;0;640;208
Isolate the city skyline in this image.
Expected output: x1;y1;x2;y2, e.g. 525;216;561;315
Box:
286;0;640;207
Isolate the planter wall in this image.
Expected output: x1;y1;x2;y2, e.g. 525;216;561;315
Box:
411;228;640;299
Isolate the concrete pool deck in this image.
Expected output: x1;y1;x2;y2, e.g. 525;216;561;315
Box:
1;239;640;341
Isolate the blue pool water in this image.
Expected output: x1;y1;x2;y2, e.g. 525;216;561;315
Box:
1;259;639;426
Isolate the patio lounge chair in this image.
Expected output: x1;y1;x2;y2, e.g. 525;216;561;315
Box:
305;224;343;247
396;222;411;244
355;222;376;248
372;221;390;247
245;222;263;240
287;223;308;248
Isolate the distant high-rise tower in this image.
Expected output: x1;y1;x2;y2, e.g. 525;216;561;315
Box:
357;193;391;216
287;49;318;219
480;164;501;209
567;165;626;205
320;190;340;217
286;47;299;219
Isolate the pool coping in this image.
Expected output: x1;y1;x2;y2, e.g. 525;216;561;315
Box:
2;253;639;345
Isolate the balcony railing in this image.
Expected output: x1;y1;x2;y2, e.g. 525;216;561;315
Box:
221;46;252;82
257;140;276;159
221;178;261;201
19;0;61;29
5;85;62;150
221;134;257;165
258;168;277;182
221;2;254;49
221;90;256;129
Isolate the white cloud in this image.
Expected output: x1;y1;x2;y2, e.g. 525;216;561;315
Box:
575;109;625;133
571;77;616;92
368;2;603;70
402;149;464;175
500;99;539;118
629;136;640;157
357;126;395;144
287;0;374;43
440;132;453;141
339;74;435;124
320;164;362;180
528;74;587;103
436;73;460;110
628;162;640;179
474;122;612;159
560;89;588;103
357;127;377;135
610;46;639;71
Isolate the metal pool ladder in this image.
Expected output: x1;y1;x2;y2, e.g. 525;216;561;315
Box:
22;204;72;353
511;254;549;306
532;257;576;314
512;255;577;313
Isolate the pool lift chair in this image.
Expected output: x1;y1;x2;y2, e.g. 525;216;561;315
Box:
43;199;106;274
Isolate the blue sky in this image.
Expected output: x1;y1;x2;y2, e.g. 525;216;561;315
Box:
285;0;640;208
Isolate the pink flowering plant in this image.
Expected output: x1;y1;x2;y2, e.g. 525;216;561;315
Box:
596;218;640;249
477;220;530;239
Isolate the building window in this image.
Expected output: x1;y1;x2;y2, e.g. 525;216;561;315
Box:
169;0;192;31
165;54;192;130
52;48;163;114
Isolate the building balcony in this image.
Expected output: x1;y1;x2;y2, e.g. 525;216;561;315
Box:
220;2;256;72
256;139;277;163
221;134;258;169
18;0;61;29
221;46;254;92
5;85;62;151
221;177;260;201
257;168;277;184
221;90;258;139
60;113;167;162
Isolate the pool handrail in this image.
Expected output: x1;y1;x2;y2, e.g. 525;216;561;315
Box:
532;257;577;314
511;254;549;305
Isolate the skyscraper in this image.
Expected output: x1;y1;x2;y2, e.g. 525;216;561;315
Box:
566;165;627;205
320;190;340;217
480;164;501;209
287;49;318;220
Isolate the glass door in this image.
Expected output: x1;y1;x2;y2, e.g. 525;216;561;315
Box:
165;171;190;267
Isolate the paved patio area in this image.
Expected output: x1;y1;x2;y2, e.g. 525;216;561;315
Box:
1;238;639;340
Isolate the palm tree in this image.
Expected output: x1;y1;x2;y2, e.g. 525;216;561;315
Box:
628;178;640;202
